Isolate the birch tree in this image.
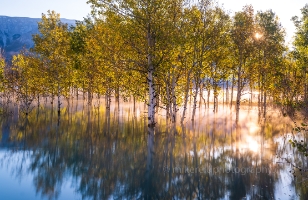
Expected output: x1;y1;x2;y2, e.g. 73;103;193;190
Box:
231;5;255;122
88;0;186;127
32;10;71;115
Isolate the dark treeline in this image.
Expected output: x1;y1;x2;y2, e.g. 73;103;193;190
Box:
0;0;308;125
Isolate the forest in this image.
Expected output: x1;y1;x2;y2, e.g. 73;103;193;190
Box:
0;0;307;126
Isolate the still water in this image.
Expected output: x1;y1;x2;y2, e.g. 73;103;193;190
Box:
0;100;306;200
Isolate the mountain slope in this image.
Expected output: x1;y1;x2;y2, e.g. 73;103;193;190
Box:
0;16;75;59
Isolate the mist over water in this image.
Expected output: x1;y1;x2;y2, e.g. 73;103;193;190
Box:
0;99;306;200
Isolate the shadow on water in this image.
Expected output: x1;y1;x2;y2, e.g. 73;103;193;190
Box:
0;100;307;200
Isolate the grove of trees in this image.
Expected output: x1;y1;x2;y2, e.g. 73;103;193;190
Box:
1;0;308;125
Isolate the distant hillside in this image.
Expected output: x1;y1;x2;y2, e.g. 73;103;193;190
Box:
0;16;75;60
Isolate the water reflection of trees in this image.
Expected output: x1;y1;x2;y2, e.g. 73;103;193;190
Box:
0;105;301;199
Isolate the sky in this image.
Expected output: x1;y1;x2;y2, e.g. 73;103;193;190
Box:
0;0;307;45
218;0;308;46
0;0;91;20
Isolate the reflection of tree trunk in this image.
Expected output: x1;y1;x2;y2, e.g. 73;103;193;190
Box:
230;124;246;200
168;125;175;187
104;108;110;135
145;126;155;197
192;122;200;198
1;119;11;144
181;124;187;169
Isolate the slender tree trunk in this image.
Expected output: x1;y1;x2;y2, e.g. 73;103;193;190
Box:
82;81;85;100
57;82;61;116
147;24;156;127
171;70;177;123
133;95;136;113
147;68;156;127
235;60;242;124
263;91;267;118
207;80;211;109
165;76;171;120
156;86;160;113
258;77;261;115
88;84;92;106
305;72;308;103
181;69;192;124
226;80;229;105
213;83;218;112
199;82;203;109
192;77;199;121
105;88;111;110
230;74;235;109
37;94;40;108
222;81;225;106
250;86;253;107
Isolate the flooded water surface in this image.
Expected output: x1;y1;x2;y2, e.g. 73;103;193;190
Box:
0;101;307;200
